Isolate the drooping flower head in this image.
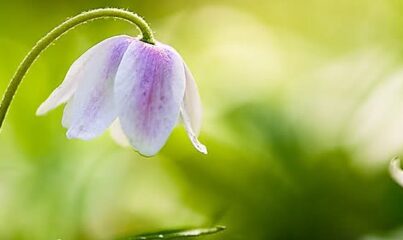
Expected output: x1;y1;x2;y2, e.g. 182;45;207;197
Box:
36;36;207;156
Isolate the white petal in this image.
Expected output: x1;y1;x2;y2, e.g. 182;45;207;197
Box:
109;119;130;147
182;63;203;135
181;102;207;154
114;41;186;156
64;36;133;140
61;99;74;128
390;157;403;187
36;44;94;116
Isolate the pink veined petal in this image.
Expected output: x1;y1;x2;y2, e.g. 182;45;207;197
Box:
390;157;403;187
109;119;130;147
181;102;207;154
181;63;203;136
64;35;133;140
114;41;186;156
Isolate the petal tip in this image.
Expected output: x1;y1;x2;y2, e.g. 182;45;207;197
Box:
198;143;208;155
190;135;208;155
66;130;74;140
66;127;94;141
390;156;403;187
181;107;207;155
139;152;156;158
136;147;158;158
36;104;48;116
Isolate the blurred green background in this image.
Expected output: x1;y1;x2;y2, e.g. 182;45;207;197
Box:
1;0;403;239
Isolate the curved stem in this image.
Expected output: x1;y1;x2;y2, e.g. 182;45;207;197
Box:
0;8;155;129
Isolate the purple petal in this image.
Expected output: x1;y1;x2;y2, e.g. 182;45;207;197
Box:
114;41;186;156
64;35;133;140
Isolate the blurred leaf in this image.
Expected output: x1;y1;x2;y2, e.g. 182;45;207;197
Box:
116;226;225;240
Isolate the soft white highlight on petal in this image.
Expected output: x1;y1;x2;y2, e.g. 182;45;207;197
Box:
182;63;203;135
64;36;133;140
390;157;403;187
115;41;186;156
109;119;130;147
181;103;207;154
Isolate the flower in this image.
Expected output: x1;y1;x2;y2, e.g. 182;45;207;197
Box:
36;35;207;156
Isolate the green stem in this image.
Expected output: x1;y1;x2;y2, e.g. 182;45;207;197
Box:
0;8;155;129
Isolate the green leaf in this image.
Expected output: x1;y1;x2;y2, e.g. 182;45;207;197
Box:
117;226;226;240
